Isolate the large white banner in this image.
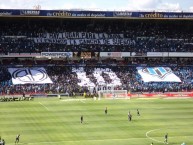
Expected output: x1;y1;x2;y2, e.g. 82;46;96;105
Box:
137;67;181;82
8;68;53;84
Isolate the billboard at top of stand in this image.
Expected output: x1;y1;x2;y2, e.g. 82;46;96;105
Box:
0;9;193;19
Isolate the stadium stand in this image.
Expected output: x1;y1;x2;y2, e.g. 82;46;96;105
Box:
1;60;193;96
1;10;193;98
0;18;193;53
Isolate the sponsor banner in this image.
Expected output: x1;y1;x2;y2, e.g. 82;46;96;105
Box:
0;11;12;16
41;52;73;57
9;53;41;57
147;52;163;57
20;10;40;16
121;52;130;57
0;9;193;19
46;11;110;17
139;12;165;18
108;52;122;57
73;52;98;58
0;10;14;16
169;52;193;57
100;52;122;57
137;67;181;82
113;12;132;17
138;12;193;19
131;52;146;56
147;52;169;57
94;52;99;57
162;52;170;57
81;52;92;58
0;53;8;57
8;67;53;84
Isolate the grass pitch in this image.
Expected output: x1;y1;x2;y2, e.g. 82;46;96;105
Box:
0;97;193;145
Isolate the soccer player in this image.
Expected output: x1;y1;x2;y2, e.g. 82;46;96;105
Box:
128;111;132;121
164;133;168;144
105;107;107;115
130;114;132;121
113;93;116;99
80;115;83;123
128;111;130;121
2;139;5;145
137;109;140;116
15;134;20;144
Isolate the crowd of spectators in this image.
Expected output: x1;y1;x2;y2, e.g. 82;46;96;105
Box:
0;18;193;53
0;58;193;96
1;57;193;67
1;18;193;95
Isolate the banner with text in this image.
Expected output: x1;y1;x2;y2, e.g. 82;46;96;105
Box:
1;9;193;19
41;52;73;57
137;67;181;82
100;52;131;57
8;67;53;84
34;32;135;46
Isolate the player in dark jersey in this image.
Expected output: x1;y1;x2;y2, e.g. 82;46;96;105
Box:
137;109;140;116
80;115;83;123
164;133;168;144
15;134;20;144
105;107;107;115
1;139;5;145
128;111;132;121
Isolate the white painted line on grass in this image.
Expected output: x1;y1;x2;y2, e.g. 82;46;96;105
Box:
61;98;86;102
137;98;159;100
39;102;49;111
5;137;148;145
80;100;86;103
146;129;165;144
6;135;191;145
163;97;191;99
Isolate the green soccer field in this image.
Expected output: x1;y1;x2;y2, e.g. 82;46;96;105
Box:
0;97;193;145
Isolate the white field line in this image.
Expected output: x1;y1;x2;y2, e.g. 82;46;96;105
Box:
5;137;150;145
146;129;165;144
187;98;193;102
39;102;49;111
145;129;190;144
137;98;159;99
5;133;191;145
163;97;192;99
61;98;87;102
80;100;86;103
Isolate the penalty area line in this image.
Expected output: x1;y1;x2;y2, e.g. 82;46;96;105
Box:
39;102;49;111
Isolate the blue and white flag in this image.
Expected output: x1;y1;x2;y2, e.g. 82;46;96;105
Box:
137;67;181;82
8;67;53;84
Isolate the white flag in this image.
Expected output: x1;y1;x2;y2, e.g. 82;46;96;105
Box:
8;67;53;84
137;67;181;82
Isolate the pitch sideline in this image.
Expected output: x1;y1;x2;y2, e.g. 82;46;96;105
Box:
5;137;153;145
